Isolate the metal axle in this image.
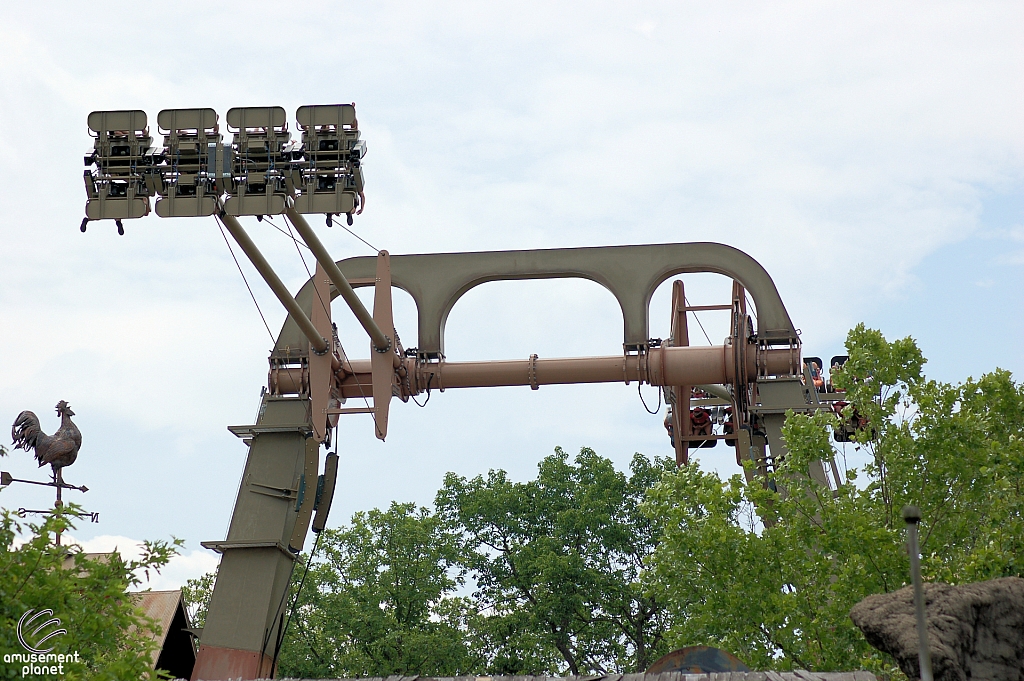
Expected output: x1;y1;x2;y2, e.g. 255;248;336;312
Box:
267;343;794;398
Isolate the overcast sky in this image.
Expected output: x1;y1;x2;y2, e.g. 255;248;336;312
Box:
1;1;1021;589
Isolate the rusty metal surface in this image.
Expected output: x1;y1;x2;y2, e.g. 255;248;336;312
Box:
192;643;273;680
133;590;182;648
647;645;751;673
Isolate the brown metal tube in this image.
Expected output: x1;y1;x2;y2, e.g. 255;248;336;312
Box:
436;356;635;388
219;213;328;354
283;346;795;397
285;206;391;353
435;345;746;389
764;345;797;376
655;345;738;386
269;367;306;395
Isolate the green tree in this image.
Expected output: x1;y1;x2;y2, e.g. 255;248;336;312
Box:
0;507;181;680
644;325;1024;676
436;447;675;675
181;568;216;630
276;502;476;678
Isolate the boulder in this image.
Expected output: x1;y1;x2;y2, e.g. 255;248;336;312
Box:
849;577;1024;681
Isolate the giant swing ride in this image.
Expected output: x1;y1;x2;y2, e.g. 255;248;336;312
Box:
82;105;857;680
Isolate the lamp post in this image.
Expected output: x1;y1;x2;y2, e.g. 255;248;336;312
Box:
902;505;933;681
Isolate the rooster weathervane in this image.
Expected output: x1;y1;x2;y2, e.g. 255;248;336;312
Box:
12;401;82;487
2;401;95;545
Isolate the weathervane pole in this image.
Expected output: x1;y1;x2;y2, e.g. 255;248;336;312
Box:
54;476;62;546
54;477;61;548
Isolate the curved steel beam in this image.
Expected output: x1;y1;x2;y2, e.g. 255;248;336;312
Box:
277;243;796;356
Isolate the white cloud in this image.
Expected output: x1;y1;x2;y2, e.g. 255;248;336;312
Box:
0;0;1020;551
634;20;658;37
65;534;219;592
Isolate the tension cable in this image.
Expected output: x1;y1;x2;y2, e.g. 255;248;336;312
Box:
684;295;714;345
270;529;324;671
217;217;276;344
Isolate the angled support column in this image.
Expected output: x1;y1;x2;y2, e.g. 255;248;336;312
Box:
219;212;328;354
285;205;390;353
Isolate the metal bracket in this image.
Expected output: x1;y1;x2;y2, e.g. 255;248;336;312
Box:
200;540;297;561
247;481;297;501
227;424;312;439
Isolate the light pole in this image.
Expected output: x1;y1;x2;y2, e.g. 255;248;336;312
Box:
903;505;934;681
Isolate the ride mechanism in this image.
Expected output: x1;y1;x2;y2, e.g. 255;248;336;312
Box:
82;105;858;680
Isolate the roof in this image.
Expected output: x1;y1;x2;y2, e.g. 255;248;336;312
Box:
133;589;196;678
133;590;184;649
60;551;115;573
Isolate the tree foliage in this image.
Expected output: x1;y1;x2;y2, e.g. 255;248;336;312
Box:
181;568;216;630
437;447;674;675
268;448;673;678
644;325;1024;675
276;502;476;678
0;507;181;680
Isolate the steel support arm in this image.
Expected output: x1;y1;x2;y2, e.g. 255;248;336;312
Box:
285;206;391;353
219;213;329;355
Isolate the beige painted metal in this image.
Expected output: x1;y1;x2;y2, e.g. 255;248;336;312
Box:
223;107;290;217
157;107;219;131
291;104;363;216
218;213;328;355
273;243;798;357
752;370;832;487
226;106;288;130
284;206;390;353
370;251;396;439
154;108;222;218
85;110;152;220
296;103;357;128
87;109;148;134
308;263;334;443
198;242;808;680
697;384;733;401
669;280;692;465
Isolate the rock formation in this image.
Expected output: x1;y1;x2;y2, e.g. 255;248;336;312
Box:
850;577;1024;681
